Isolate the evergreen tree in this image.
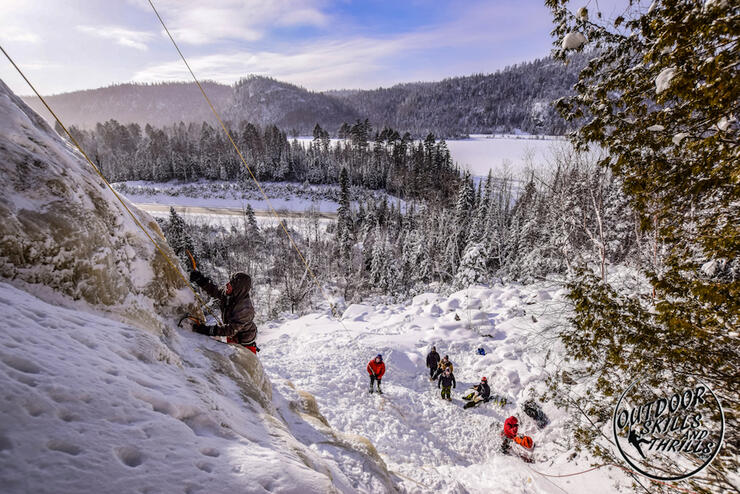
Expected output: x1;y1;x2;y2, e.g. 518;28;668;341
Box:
336;167;353;269
547;0;738;488
454;242;489;289
167;207;195;267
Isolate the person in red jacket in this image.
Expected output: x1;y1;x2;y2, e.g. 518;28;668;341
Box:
501;415;519;454
367;354;385;394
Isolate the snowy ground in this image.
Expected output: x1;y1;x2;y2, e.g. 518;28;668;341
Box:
137;202;336;233
113;180;344;213
259;283;634;493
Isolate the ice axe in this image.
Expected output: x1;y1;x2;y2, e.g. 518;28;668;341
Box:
178;313;203;328
186;249;197;271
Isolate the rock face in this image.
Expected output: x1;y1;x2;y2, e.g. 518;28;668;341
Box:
0;78;193;328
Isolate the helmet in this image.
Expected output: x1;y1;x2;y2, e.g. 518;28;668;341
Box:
376;354;383;360
431;346;436;351
481;377;487;382
510;416;518;424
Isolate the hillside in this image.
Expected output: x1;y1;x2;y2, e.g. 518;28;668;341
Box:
329;55;586;136
22;81;232;129
21;55;585;136
226;75;359;133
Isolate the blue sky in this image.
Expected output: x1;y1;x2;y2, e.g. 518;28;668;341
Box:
0;0;616;96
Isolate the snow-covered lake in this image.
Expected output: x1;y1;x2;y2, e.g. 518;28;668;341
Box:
294;134;569;178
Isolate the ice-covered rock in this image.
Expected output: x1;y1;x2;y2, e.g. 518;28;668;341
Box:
0;78;192;329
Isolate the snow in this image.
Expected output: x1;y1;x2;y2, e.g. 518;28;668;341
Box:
259;284;634;493
647;124;665;132
561;32;587;50
114;180;344;213
672;132;689;145
655;67;676;94
0;282;395;493
704;0;728;9
716;116;731;131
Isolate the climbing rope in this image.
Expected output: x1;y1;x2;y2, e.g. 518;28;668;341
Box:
147;0;340;320
523;462;700;494
0;44;222;327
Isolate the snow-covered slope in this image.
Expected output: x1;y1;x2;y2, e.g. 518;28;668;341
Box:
0;79;397;493
0;282;395;493
261;285;633;494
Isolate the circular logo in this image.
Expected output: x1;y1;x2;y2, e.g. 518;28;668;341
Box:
612;377;724;481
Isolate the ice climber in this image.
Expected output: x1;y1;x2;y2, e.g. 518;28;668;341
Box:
426;346;441;380
367;354;385;394
501;415;519;454
437;367;456;401
432;355;453;380
189;270;259;354
462;376;490;408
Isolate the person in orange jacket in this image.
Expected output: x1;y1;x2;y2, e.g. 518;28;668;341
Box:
367;354;385;394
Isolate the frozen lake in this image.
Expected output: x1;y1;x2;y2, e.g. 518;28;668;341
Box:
294;134;569;178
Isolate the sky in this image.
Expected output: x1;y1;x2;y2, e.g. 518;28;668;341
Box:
0;0;620;96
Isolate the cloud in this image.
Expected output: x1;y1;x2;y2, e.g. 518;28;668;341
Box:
129;0;329;45
0;26;41;44
131;2;548;90
76;25;156;51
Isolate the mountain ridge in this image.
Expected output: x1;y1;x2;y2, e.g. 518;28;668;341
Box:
21;55;585;137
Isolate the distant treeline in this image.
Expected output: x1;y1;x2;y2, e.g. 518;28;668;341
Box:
162;144;639;317
61;118;461;203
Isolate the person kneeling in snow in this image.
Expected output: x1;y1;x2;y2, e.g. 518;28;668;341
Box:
437;368;456;401
463;377;490;408
500;415;519;454
189;270;259;354
367;354;385;394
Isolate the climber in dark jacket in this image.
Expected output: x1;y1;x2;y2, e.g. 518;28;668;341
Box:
189;270;258;353
426;346;441;379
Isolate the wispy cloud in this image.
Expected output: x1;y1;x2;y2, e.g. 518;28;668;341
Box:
76;25;156;51
132;2;547;90
0;26;41;44
128;0;330;45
